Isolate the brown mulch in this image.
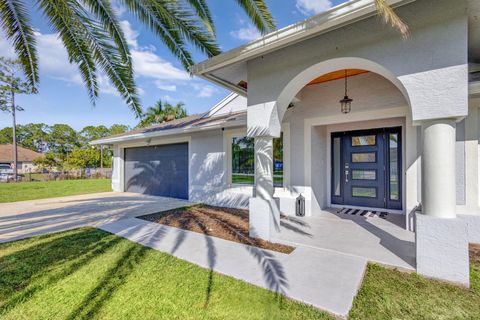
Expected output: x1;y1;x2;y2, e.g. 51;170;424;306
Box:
470;244;480;264
139;204;295;254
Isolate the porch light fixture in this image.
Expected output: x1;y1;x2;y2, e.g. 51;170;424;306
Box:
340;70;352;114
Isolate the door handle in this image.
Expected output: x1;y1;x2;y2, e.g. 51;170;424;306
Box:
345;170;349;183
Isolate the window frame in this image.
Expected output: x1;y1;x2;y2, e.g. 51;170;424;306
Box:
224;128;286;187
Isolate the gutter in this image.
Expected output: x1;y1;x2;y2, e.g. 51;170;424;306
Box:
90;117;247;145
190;0;415;77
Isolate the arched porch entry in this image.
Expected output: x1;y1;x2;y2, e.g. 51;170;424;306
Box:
248;57;457;248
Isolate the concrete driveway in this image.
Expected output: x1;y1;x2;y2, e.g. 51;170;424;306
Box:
0;192;191;243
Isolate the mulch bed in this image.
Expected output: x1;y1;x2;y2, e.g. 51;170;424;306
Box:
470;244;480;264
139;204;295;254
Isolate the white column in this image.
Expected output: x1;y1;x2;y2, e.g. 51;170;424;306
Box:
249;136;280;240
416;118;469;286
421;118;456;218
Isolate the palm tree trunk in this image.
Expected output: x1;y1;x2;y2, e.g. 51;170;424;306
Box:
11;89;18;182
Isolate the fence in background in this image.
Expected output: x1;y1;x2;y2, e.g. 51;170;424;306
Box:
1;168;112;182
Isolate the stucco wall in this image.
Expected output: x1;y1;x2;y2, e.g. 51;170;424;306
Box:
246;0;468;137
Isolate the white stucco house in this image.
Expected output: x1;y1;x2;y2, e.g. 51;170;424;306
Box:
92;0;480;287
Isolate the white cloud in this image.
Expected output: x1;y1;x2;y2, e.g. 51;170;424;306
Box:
120;20;139;49
296;0;332;15
193;84;217;98
131;49;189;80
154;80;177;91
230;25;261;41
0;36;15;58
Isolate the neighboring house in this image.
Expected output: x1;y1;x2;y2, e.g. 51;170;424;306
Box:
0;144;43;173
92;0;480;287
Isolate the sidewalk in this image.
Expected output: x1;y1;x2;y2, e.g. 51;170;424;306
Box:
99;218;367;318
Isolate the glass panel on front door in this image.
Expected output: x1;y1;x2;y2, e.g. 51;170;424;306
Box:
331;127;402;210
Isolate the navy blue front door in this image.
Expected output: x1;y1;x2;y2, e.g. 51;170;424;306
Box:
331;128;402;210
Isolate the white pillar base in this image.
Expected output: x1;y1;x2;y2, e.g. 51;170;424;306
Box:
416;213;469;286
249;197;281;241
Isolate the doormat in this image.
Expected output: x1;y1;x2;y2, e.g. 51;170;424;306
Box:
337;208;388;219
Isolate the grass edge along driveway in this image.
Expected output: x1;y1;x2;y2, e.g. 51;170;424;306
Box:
0;179;111;203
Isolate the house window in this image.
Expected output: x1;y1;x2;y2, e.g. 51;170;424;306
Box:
232;137;254;184
230;135;283;186
273;133;283;187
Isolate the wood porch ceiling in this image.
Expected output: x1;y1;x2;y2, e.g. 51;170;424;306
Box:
307;69;369;86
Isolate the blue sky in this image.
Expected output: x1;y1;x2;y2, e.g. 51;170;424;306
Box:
0;0;346;130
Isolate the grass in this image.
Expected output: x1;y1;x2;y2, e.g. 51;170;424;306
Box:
349;255;480;319
0;228;478;319
231;174;283;186
0;179;112;203
0;228;328;320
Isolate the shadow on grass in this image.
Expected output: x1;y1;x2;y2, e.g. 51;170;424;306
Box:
0;228;122;315
66;243;148;320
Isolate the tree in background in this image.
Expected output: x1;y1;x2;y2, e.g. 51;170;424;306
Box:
109;124;129;136
46;124;79;160
0;57;35;180
78;125;110;146
11;123;130;170
138;100;188;127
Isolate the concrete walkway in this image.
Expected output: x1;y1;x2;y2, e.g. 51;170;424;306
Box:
0;192;190;243
99;218;367;318
275;210;416;270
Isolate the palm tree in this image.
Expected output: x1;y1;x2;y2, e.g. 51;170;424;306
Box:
0;0;276;117
139;99;188;127
0;1;408;117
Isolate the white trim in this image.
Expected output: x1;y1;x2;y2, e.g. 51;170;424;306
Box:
204;93;239;118
191;0;414;77
223;128;248;187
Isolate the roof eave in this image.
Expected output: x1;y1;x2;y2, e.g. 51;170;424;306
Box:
90;117;247;145
191;0;415;77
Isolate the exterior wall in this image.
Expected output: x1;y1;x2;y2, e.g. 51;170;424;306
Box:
246;0;468;137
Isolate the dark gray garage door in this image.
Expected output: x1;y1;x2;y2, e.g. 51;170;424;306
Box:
124;143;188;199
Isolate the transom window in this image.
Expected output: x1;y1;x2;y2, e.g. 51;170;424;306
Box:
231;135;283;186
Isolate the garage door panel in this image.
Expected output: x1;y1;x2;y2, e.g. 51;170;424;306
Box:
124;143;188;199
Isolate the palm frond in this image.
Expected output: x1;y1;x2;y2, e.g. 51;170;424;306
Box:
37;0;98;104
38;0;141;116
81;0;132;66
234;0;275;34
121;0;196;69
374;0;409;38
0;0;39;89
150;0;219;58
185;0;214;35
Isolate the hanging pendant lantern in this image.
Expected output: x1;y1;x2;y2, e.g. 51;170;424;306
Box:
339;69;352;114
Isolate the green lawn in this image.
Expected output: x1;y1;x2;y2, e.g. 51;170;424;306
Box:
0;179;112;203
0;228;478;319
0;228;328;320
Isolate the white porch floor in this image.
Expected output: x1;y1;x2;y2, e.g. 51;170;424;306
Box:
272;208;416;270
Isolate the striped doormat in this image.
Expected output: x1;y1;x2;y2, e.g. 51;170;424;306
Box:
336;208;388;219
